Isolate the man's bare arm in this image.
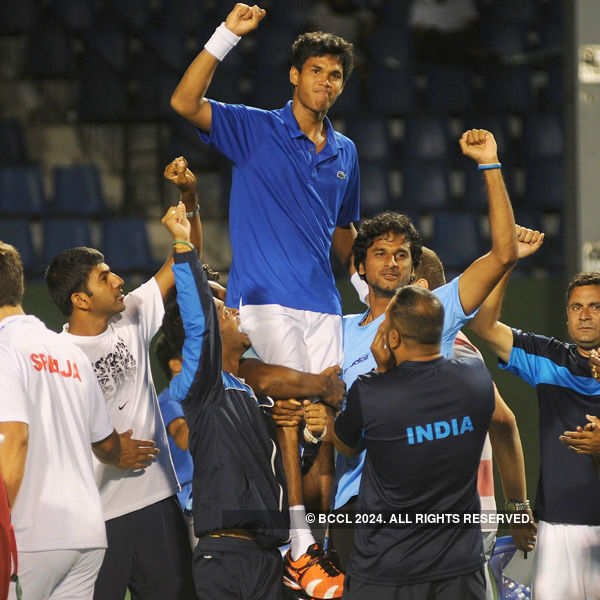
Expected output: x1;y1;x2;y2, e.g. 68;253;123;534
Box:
332;224;357;270
239;360;345;408
91;429;122;467
170;4;266;131
456;130;517;316
168;418;190;451
488;385;536;553
468;226;544;363
0;422;28;508
154;156;204;299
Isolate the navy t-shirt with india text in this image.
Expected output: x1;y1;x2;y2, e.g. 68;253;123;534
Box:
335;356;494;586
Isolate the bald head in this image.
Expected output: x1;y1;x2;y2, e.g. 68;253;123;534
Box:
414;246;446;290
388;285;444;346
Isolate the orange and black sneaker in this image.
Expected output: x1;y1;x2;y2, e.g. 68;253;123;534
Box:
283;543;344;599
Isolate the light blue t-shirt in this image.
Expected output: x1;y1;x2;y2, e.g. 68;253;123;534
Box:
197;100;360;315
334;276;476;509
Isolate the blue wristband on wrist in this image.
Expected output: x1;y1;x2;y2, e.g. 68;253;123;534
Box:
478;162;502;170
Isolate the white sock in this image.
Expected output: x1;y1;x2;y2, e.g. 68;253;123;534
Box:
289;505;316;561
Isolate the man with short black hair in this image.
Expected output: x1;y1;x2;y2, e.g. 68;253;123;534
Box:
471;267;600;599
171;5;359;588
44;157;201;600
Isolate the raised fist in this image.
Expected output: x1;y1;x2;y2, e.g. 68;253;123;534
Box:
225;3;266;37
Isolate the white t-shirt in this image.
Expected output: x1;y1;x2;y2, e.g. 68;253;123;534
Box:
0;314;112;552
62;278;179;521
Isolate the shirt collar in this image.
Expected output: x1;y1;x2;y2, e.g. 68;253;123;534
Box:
280;100;342;150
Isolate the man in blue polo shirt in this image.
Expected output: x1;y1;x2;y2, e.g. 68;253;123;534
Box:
330;129;520;567
333;285;495;599
470;270;600;599
171;4;358;590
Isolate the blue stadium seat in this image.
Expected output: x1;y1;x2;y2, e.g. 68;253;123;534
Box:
524;159;564;211
422;67;472;114
368;25;413;70
255;27;299;69
78;66;129;121
0;220;37;272
403;117;451;160
102;218;156;273
113;0;150;30
144;28;187;72
477;0;537;23
542;63;563;108
463;164;513;211
402;161;451;211
27;26;76;77
0;0;39;34
0;119;27;164
366;67;414;115
432;213;482;269
41;219;92;267
0;166;44;216
52;0;95;30
159;0;206;33
86;29;128;72
522;113;563;160
51;165;107;216
479;22;530;61
208;64;246;106
344;116;389;161
251;68;294;110
359;162;391;216
481;67;533;113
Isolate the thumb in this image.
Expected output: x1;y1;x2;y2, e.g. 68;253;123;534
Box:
121;429;133;439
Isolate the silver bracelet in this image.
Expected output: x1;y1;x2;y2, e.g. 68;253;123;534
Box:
505;499;530;512
186;205;200;219
303;425;327;445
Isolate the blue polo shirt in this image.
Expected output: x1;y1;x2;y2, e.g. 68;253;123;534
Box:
334;276;477;509
500;329;600;524
197;100;360;315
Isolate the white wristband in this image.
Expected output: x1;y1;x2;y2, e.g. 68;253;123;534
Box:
303;425;327;445
204;22;241;62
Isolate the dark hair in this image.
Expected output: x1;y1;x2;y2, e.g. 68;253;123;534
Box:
389;286;444;346
45;247;105;316
353;212;423;277
566;272;600;303
414;247;446;290
291;31;354;82
0;241;24;307
160;264;222;375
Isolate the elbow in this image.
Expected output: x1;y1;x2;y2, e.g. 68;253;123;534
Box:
493;243;518;270
170;93;188;118
170;91;196;119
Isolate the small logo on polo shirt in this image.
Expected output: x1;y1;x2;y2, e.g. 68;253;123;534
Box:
336;170;346;179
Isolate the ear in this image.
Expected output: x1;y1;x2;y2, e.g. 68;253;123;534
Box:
414;278;429;289
168;358;183;377
289;65;299;87
71;291;91;311
388;328;401;350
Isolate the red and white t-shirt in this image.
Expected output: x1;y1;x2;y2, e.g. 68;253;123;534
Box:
0;315;112;552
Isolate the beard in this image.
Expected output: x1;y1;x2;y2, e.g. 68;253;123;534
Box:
369;272;415;299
